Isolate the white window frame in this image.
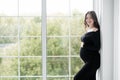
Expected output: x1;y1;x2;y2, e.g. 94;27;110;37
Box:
42;0;47;80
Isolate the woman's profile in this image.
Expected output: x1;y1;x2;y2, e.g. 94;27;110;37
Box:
74;11;101;80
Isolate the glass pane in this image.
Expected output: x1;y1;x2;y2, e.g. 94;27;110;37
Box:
0;17;18;36
19;0;41;16
20;78;42;80
20;37;41;56
20;17;41;36
0;58;18;76
71;57;84;75
70;17;85;35
47;0;69;16
0;37;18;56
20;57;42;76
71;37;81;55
0;78;18;80
47;78;68;80
47;38;69;56
71;0;93;15
70;77;73;80
0;0;18;16
47;17;69;36
47;57;68;75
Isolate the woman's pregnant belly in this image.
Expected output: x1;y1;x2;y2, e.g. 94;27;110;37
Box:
80;47;100;63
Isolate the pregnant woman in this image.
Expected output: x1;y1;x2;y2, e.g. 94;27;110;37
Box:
74;11;101;80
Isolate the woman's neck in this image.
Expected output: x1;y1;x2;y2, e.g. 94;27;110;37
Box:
86;25;98;32
88;25;95;29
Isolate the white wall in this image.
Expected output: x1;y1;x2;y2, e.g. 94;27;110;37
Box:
114;0;120;80
100;0;114;80
114;0;119;80
94;0;120;80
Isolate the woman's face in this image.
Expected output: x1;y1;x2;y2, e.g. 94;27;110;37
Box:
86;14;94;26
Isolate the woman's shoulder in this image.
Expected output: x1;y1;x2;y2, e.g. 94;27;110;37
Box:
85;30;98;35
84;30;100;39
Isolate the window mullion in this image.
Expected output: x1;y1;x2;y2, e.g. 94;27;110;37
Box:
42;0;47;80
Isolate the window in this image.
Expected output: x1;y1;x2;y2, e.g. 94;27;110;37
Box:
0;0;93;80
46;1;93;80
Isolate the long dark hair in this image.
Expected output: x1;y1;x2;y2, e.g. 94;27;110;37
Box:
84;11;100;30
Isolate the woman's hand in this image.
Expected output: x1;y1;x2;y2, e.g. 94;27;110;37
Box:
81;42;84;47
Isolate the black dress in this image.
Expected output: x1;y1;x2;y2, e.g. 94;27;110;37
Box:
74;30;101;80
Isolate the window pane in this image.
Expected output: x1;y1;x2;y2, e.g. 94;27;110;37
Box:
20;78;42;80
70;77;74;80
47;0;69;16
47;78;68;80
0;17;18;36
20;17;41;36
0;78;18;80
70;17;85;35
70;0;93;15
47;57;68;75
47;38;69;56
47;17;69;36
19;0;41;16
0;0;18;16
71;37;81;55
0;37;18;56
20;38;41;56
20;57;42;76
71;57;84;75
0;58;18;76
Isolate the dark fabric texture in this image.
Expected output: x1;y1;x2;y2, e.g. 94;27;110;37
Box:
74;30;101;80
